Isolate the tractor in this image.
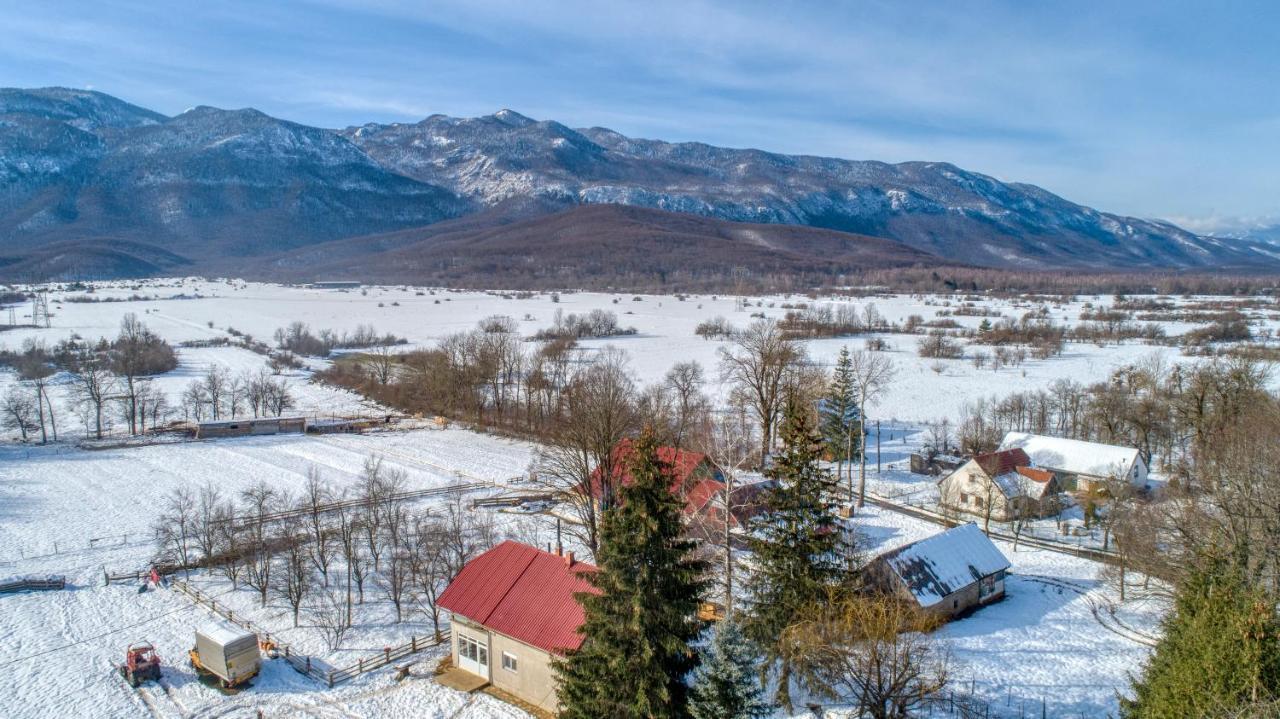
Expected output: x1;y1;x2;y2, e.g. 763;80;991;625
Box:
119;642;162;688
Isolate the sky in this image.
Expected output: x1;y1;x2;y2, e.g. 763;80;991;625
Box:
2;0;1277;227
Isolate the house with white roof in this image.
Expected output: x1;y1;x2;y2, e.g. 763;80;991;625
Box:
864;523;1011;618
997;431;1147;492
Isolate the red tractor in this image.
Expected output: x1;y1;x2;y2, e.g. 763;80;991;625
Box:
119;642;162;688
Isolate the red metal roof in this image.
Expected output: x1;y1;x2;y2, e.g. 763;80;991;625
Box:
438;540;598;654
587;439;713;509
974;448;1031;477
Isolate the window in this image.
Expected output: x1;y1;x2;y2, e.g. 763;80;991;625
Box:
974;496;984;509
959;492;969;504
502;651;518;673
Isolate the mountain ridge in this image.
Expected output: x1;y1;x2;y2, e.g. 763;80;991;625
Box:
0;87;1272;282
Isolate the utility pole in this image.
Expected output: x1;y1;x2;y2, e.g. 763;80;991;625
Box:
876;420;881;472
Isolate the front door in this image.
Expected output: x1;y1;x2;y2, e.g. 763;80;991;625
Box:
457;631;490;679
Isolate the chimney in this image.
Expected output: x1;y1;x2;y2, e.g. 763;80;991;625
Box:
564;551;575;568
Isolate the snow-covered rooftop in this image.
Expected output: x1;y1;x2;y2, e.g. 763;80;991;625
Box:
876;523;1011;607
197;620;255;647
998;432;1141;480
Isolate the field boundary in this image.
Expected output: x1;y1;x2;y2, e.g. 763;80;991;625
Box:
170;578;449;687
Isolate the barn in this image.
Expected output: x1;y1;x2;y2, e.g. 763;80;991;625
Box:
997;432;1147;492
195;416;306;439
438;541;598;713
864;522;1011;618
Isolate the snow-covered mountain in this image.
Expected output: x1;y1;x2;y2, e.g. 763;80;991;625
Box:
0;87;1268;280
342;109;1251;270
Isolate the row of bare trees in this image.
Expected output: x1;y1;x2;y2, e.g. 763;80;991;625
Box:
153;457;498;649
180;366;294;422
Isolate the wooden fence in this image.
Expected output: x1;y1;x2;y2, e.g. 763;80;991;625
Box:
170;578;449;687
211;481;491;530
0;575;66;594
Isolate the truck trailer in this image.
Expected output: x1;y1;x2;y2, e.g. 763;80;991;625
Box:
190;621;261;688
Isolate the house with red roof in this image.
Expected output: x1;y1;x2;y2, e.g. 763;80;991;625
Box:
937;448;1064;521
586;439;719;511
437;540;598;713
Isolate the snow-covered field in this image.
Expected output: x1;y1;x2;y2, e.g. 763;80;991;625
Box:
0;424;1163;718
5;278;1261;717
6;278;1275;440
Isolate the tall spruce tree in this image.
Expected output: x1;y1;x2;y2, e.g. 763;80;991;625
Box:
689;620;773;719
1122;555;1280;718
742;399;851;712
556;429;709;719
819;346;860;494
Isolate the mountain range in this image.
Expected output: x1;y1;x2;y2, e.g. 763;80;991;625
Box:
0;87;1271;285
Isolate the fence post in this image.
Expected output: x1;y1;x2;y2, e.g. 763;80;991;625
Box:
359;658;364;673
384;647;391;663
104;567;109;586
328;671;334;688
411;635;417;652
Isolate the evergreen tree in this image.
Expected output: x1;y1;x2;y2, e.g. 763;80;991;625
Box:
977;318;992;333
1122;555;1280;719
819;346;861;486
689;620;773;719
742;399;852;711
556;429;709;719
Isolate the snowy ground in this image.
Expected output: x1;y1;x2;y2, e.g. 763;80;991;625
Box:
0;425;1164;718
0;279;1234;718
4;279;1277;443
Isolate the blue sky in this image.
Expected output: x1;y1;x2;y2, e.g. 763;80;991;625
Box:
3;0;1276;226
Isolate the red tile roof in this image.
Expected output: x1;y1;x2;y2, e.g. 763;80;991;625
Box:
974;448;1031;477
1015;466;1054;483
438;541;598;654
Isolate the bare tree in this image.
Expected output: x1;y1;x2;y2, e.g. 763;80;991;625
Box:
532;347;638;558
718;319;805;460
68;351;116;439
849;350;896;508
307;585;353;651
301;468;335;584
153;487;196;570
333;502;360;623
194;483;223;562
214;503;243;589
365;345;398;386
697;403;758;617
202;365;230;420
664;360;709;449
408;513;451;640
379;544;413;623
359;457;387;570
18;342;57;443
240;481;279;607
274;517;313;627
783;592;950;719
1;386;38;441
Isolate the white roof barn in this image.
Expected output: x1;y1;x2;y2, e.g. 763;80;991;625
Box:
997;432;1147;488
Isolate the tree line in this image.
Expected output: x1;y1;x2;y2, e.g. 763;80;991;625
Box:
1;314;179;441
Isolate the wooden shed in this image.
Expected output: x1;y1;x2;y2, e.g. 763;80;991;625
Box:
864;523;1011;619
195;416;306;439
